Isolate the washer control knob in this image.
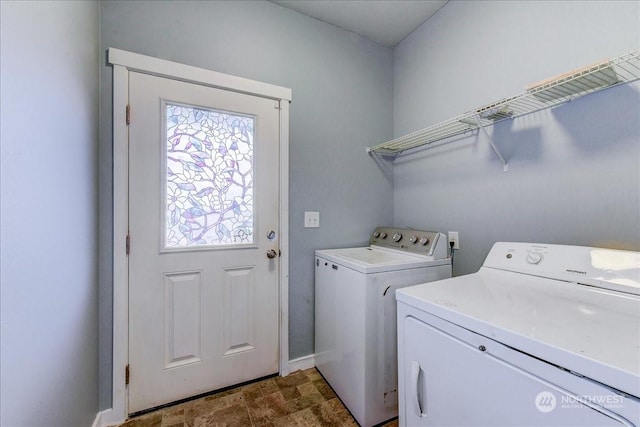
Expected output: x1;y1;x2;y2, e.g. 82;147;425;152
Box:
393;233;403;242
379;232;387;239
419;237;430;246
526;252;543;265
372;231;380;238
409;235;418;244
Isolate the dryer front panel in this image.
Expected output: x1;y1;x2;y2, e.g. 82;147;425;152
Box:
398;308;638;427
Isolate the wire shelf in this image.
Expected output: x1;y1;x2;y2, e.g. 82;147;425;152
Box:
368;50;640;157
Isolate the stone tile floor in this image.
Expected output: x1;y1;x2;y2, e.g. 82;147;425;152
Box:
117;368;398;427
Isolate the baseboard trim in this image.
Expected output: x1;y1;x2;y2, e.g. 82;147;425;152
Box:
91;410;104;427
286;354;315;373
94;408;124;427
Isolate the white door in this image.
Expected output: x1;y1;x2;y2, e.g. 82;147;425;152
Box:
128;71;281;413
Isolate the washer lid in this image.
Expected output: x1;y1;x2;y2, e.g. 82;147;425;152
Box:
316;246;449;274
397;268;640;398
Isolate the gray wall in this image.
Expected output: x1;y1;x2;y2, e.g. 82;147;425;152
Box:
0;1;99;426
2;0;636;420
98;0;640;412
393;0;640;276
99;0;393;409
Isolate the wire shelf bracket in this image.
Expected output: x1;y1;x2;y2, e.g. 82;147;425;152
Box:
367;49;640;171
474;114;509;172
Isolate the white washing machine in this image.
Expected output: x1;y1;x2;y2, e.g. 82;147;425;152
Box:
397;242;640;427
315;227;451;427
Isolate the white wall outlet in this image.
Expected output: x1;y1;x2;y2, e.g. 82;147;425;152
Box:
448;231;460;250
304;211;320;228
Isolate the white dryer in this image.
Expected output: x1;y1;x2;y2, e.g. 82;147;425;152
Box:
397;242;640;427
315;227;451;427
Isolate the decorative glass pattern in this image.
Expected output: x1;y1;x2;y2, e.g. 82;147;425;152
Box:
165;103;254;248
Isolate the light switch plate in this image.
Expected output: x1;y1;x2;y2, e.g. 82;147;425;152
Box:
304;211;319;228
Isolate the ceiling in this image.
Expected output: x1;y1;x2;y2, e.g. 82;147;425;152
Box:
270;1;449;47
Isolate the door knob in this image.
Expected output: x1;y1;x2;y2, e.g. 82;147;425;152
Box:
267;249;278;259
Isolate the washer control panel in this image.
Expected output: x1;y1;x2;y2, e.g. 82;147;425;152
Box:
369;227;447;258
482;242;640;295
525;252;543;265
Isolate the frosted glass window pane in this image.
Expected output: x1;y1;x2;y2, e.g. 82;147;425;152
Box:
165;103;254;248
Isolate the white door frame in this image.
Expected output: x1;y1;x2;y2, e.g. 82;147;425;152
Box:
106;48;291;424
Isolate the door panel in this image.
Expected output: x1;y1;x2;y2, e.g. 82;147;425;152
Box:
128;72;280;413
163;271;202;368
222;266;256;355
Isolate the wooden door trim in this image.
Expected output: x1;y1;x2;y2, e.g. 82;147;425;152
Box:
106;48;291;424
